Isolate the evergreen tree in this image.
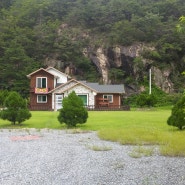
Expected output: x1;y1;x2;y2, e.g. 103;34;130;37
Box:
58;91;88;127
167;96;185;130
0;91;31;124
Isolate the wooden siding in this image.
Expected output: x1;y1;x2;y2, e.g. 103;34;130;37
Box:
29;70;54;91
95;93;121;108
29;70;54;110
29;93;52;110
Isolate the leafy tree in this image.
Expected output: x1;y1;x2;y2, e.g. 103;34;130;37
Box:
176;16;185;33
167;95;185;130
0;91;31;124
0;90;9;107
58;91;88;127
109;68;124;84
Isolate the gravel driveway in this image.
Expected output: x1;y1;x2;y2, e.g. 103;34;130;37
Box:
0;129;185;185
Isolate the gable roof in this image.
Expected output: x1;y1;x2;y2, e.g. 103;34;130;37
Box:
81;82;125;94
26;68;52;78
27;67;70;79
48;79;97;94
45;66;70;78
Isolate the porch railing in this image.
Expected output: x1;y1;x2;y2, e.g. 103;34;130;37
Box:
29;105;130;111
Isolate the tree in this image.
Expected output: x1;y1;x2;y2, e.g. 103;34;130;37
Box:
176;16;185;33
167;95;185;130
57;91;88;127
0;91;31;124
0;90;9;107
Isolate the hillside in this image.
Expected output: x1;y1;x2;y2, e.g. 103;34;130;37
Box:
0;0;185;97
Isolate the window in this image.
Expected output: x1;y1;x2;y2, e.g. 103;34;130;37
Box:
37;95;47;103
103;95;113;103
78;95;88;106
36;77;47;88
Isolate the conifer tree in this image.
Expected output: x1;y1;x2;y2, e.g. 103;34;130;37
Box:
167;96;185;130
58;91;88;127
0;91;31;125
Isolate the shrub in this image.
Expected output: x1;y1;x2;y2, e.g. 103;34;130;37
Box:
0;91;31;124
136;93;157;107
167;95;185;130
57;91;88;127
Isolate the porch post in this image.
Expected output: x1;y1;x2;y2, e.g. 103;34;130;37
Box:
54;93;57;111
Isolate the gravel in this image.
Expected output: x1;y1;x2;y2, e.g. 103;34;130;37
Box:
0;129;185;185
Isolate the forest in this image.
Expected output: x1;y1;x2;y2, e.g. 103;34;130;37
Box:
0;0;185;97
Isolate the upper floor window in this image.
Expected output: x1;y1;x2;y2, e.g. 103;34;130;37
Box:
103;95;113;103
36;77;47;88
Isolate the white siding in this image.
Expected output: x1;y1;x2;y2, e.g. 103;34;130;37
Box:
63;85;95;106
52;82;96;110
46;68;68;84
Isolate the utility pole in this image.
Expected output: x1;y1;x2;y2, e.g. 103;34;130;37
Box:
149;68;151;95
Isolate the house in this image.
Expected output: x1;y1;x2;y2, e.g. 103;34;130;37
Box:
27;67;127;111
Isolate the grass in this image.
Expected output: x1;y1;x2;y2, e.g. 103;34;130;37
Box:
129;146;154;158
87;145;112;151
0;111;61;129
0;108;185;156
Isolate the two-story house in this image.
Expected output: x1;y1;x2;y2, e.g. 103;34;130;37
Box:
27;67;126;111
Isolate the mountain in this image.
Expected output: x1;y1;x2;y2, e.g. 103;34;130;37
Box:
0;0;185;97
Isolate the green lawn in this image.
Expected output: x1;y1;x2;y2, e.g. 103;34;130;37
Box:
1;108;185;157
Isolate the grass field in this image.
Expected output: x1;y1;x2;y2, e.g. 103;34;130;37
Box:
0;108;185;157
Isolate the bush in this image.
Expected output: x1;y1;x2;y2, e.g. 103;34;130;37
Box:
167;96;185;130
136;93;157;107
57;91;88;127
0;91;31;124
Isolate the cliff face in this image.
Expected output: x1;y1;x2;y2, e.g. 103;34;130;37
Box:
44;42;174;94
85;43;174;94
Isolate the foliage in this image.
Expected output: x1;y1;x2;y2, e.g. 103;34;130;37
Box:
109;68;124;84
0;90;9;107
57;91;88;127
176;16;185;33
0;91;31;124
136;93;157;107
0;0;185;94
167;95;185;130
125;84;181;107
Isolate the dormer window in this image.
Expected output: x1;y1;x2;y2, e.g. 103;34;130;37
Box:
36;77;47;88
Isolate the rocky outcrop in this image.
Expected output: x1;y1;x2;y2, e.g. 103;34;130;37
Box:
153;67;173;93
85;43;174;93
45;42;175;94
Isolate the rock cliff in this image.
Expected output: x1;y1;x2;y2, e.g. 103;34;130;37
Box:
84;43;174;94
44;42;174;94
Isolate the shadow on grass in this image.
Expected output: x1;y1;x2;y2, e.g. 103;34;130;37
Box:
0;121;34;129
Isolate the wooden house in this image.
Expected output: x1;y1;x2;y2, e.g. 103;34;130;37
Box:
27;67;126;111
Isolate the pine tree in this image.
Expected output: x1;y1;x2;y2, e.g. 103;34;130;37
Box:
58;91;88;127
167;96;185;130
0;91;31;124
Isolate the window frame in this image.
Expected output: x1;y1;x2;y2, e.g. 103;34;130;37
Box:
37;95;47;103
36;77;47;88
103;94;113;103
77;94;88;106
